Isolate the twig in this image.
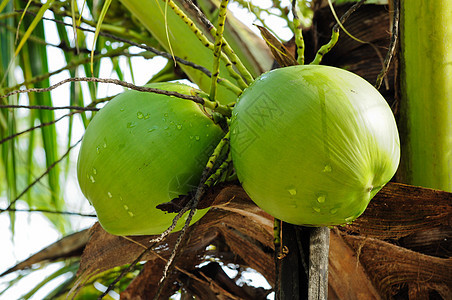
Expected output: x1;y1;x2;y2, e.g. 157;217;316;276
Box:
375;0;399;89
1;208;96;217
0;104;99;111
2;77;233;116
149;200;193;244
0;77;204;103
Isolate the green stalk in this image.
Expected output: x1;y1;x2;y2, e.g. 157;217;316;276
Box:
210;0;229;101
119;0;238;103
310;28;339;65
399;0;452;192
197;0;272;77
165;0;248;90
119;0;272;103
292;0;305;65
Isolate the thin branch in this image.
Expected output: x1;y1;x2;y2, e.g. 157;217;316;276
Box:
331;0;366;33
0;104;99;111
2;208;96;217
0;77;206;104
2;138;82;212
375;0;399;89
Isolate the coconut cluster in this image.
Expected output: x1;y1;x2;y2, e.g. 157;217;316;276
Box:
77;66;400;235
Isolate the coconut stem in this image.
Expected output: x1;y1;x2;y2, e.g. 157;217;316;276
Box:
310;28;339;65
292;0;305;65
183;0;254;84
164;0;248;90
310;0;366;65
210;0;229;102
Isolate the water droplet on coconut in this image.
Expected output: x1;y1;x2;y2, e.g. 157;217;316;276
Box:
322;164;332;173
317;195;326;203
164;126;169;130
189;136;194;140
144;113;150;120
287;188;297;196
89;175;95;183
123;205;129;211
189;122;193;127
128;211;135;217
96;146;101;154
120;108;125;112
330;208;338;214
127;122;137;128
107;192;112;198
312;206;321;213
137;111;144;119
148;126;158;133
164;113;168;117
176;124;182;130
195;135;200;141
119;196;123;201
103;138;107;148
92;168;97;175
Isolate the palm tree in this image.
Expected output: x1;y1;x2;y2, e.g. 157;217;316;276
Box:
0;0;450;299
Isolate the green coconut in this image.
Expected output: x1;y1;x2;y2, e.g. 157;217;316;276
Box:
77;82;225;235
230;65;400;226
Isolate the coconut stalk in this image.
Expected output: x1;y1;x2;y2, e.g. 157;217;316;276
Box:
119;0;273;104
399;0;452;192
